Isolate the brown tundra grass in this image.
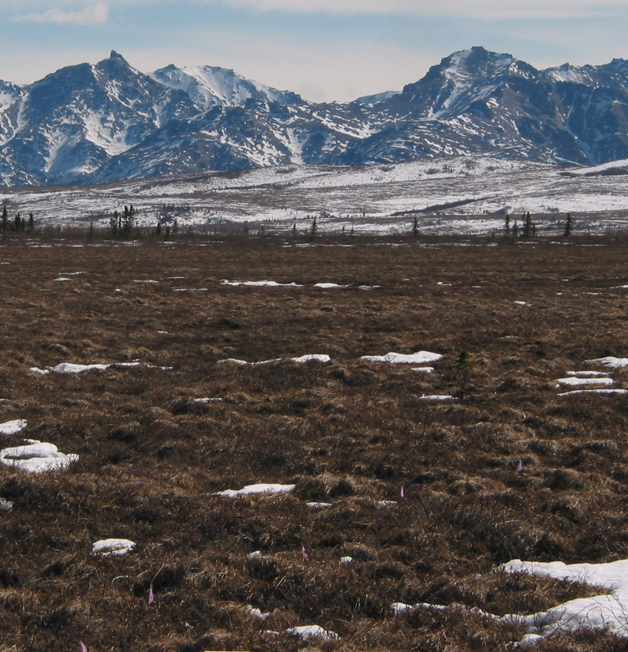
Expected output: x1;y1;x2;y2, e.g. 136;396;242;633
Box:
0;235;627;651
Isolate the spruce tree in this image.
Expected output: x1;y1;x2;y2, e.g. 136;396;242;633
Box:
564;213;573;237
412;216;419;237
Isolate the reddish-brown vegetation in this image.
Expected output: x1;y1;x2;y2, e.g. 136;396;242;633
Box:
0;236;627;651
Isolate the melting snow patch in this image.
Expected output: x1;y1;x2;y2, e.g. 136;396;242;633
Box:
359;285;380;290
216;358;249;366
340;556;354;564
246;606;272;620
361;351;443;364
306;502;332;508
566;371;610;377
558;389;628;397
30;367;50;375
0;498;13;511
217;355;330;365
500;558;628;639
194;398;223;403
92;539;136;557
556;377;614;387
394;557;628;641
291;354;330;363
222;280;302;287
0;419;26;435
314;283;348;288
0;441;78;473
52;363;110;373
50;362;141;374
286;625;339;641
514;301;527;306
585;356;628;369
247;551;262;559
418;394;456;401
214;483;296;497
411;367;434;373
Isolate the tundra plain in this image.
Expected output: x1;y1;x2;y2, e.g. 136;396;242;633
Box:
1;235;628;651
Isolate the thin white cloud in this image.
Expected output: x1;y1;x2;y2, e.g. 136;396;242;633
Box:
13;3;109;25
217;0;625;19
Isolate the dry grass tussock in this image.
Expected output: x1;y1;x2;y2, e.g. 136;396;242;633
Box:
0;237;628;650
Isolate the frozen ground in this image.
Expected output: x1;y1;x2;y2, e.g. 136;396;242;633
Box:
4;155;628;235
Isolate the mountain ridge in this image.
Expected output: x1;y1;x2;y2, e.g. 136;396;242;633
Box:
3;46;628;186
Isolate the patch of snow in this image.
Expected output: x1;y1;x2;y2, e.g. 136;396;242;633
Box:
194;398;223;403
558;389;628;397
514;301;527;306
50;362;141;374
216;358;249;365
92;538;136;557
30;367;50;375
214;483;296;497
246;606;272;620
0;441;78;473
378;500;397;506
418;394;456;401
361;351;443;364
566;371;611;377
0;497;13;511
306;502;332;508
52;363;110;373
285;625;339;641
222;280;302;287
247;550;262;559
340;556;354;564
411;367;434;373
499;558;628;639
0;419;26;435
585;356;628;369
556;377;614;387
291;354;331;363
53;277;72;282
314;283;348;288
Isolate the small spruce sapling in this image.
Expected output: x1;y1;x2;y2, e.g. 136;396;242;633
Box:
564;213;573;237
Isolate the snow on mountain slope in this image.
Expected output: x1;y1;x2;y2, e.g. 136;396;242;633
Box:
151;64;303;110
6;47;628;186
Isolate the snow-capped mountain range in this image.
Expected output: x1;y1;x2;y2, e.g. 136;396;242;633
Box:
4;46;628;186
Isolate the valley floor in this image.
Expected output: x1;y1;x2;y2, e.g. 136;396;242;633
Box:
1;237;628;651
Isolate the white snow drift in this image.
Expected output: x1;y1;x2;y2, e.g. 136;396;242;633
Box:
556;377;614;387
0;441;78;473
0;419;27;435
92;539;136;557
393;558;628;642
585;356;628;369
214;483;296;498
361;351;443;364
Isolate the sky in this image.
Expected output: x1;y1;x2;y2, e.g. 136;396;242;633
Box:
0;1;627;102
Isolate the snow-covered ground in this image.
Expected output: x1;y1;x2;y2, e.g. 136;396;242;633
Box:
4;155;628;235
